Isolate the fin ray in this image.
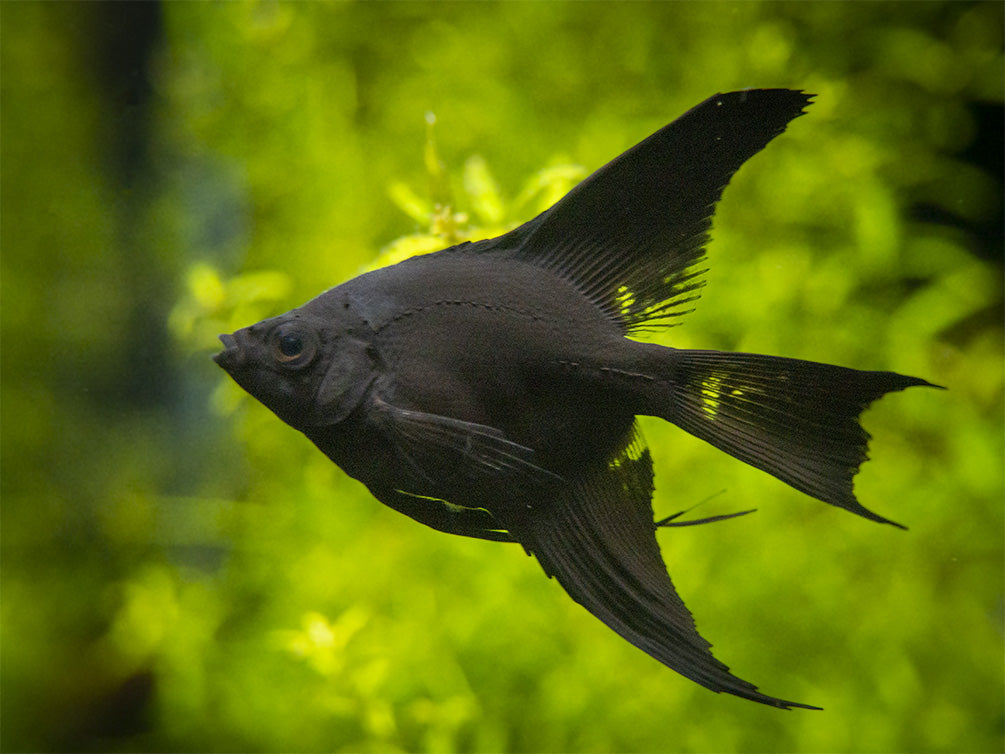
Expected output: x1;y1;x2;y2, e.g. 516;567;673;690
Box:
494;90;814;332
501;424;819;709
655;349;940;527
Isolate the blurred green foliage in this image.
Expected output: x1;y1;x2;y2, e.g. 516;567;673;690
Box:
2;2;1003;752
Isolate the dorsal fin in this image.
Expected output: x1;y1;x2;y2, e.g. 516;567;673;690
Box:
497;89;813;333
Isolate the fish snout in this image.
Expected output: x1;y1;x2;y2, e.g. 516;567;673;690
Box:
213;332;247;371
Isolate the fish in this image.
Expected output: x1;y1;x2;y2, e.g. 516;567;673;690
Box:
214;89;939;710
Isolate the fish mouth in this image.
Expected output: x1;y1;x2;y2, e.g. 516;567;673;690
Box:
213;332;245;370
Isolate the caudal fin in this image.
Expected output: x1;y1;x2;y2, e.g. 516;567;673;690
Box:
656;349;940;527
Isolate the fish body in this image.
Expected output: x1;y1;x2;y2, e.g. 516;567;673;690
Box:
215;89;938;709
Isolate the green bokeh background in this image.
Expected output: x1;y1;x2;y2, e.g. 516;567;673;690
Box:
3;2;1003;752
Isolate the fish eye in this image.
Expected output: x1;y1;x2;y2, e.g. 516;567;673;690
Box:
270;325;318;368
279;334;303;357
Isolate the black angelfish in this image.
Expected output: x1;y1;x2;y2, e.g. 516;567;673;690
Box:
214;89;938;709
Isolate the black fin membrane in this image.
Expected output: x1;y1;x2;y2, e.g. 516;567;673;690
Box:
660;350;941;527
500;426;820;710
500;89;814;333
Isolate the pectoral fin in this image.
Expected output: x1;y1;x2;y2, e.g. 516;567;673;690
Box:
371;397;563;490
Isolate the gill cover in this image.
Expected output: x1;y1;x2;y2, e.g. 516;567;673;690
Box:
310;336;377;426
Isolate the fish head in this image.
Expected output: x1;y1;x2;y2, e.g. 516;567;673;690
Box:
214;292;377;430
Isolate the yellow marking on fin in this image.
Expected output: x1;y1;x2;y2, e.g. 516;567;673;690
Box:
700;373;725;419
